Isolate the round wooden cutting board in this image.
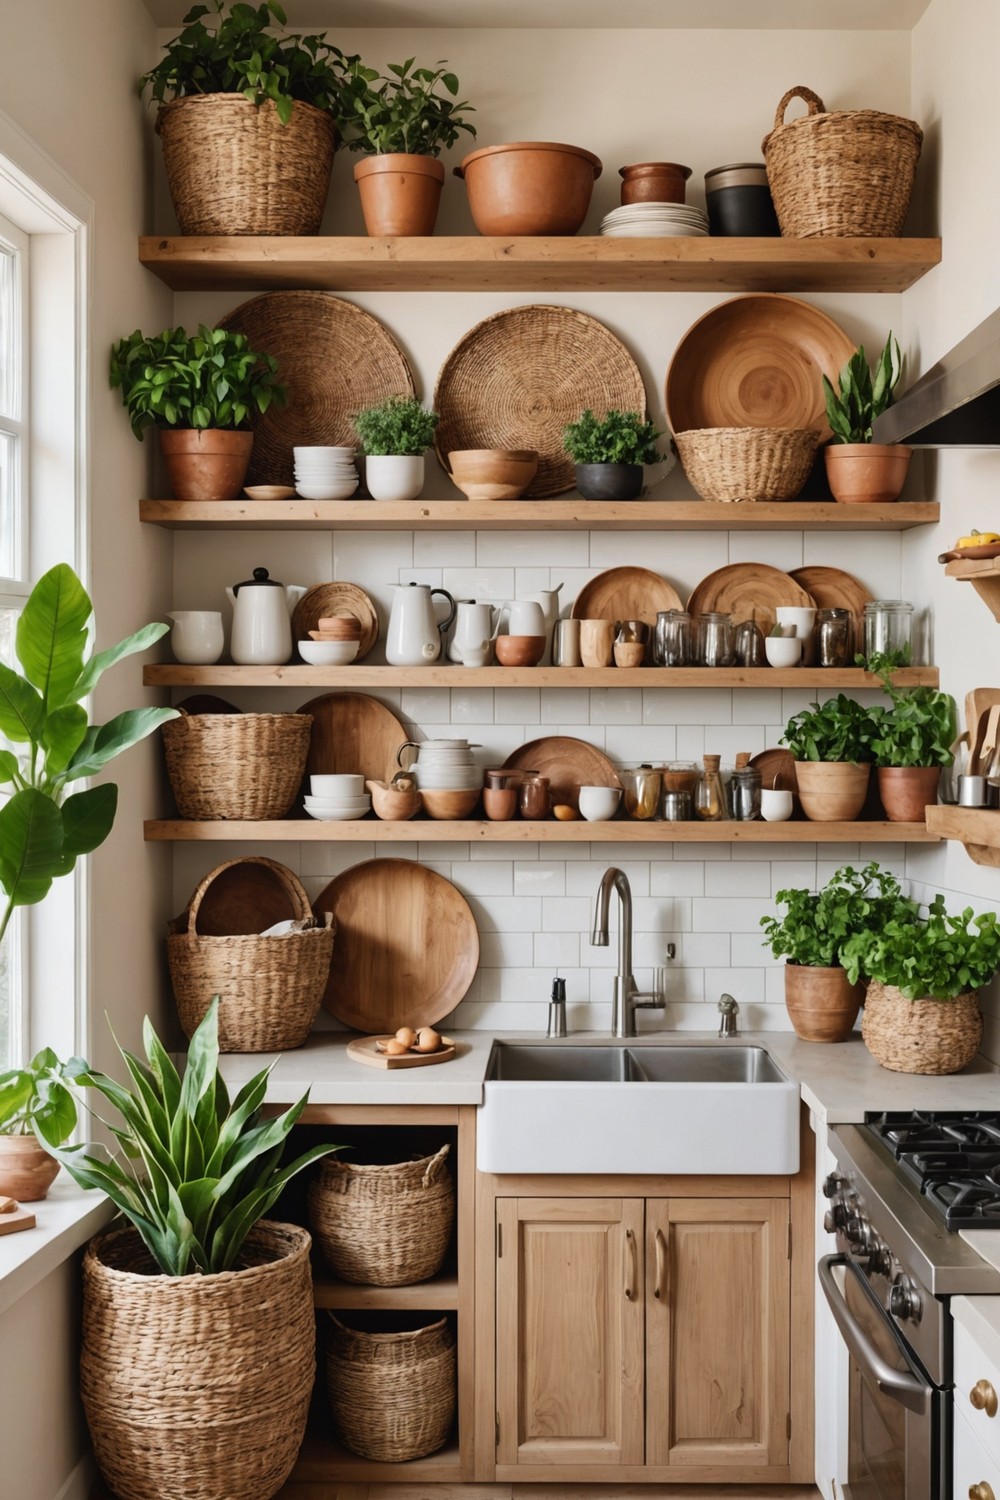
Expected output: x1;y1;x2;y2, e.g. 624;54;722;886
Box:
686;562;814;636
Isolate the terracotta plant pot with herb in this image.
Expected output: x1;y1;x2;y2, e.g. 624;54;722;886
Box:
865;651;956;822
781;694;877;822
822;331;912;504
563;408;663;501
0;1050;87;1199
354;394;440;501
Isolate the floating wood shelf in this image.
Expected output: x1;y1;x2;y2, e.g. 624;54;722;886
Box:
945;557;1000;621
926;805;1000;867
145;664;940;690
144;818;938;844
139;497;940;532
292;1430;462;1484
139;234;941;294
313;1272;459;1311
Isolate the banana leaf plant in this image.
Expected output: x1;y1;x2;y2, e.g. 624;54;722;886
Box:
0;563;178;945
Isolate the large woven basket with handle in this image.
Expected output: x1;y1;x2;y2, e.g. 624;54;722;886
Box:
308;1144;454;1286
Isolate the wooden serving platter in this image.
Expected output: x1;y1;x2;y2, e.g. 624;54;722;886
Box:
0;1201;36;1235
347;1035;457;1069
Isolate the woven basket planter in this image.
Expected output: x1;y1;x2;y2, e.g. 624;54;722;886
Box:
862;981;984;1075
157;95;336;236
81;1221;314;1500
162;709;311;820
326;1313;456;1462
308;1144;454;1286
673;427;820;503
762;86;923;239
168;858;335;1051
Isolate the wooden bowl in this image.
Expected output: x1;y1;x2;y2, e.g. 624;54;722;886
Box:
447;449;538;501
366;779;423;821
420;788;481;820
495;634;546;667
316;614;362;638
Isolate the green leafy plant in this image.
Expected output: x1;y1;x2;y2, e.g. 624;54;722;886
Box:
863;649;956;768
51;999;336;1276
110;325;285;440
0;565;177;947
563;409;662;466
338;57;475;156
139;1;356;124
0;1049;88;1144
760;861;917;969
822;332;902;444
781;694;878;763
354;394;439;456
842;895;1000;1000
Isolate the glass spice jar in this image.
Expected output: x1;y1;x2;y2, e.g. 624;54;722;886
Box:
814;607;853;667
694;754;726;821
519;775;551;820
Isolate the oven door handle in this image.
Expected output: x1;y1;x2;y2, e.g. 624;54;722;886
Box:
818;1254;930;1416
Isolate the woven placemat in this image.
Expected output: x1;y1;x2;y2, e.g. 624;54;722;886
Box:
219;292;414;487
433;305;646;498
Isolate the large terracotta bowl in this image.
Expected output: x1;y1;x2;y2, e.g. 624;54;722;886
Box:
455;142;602;236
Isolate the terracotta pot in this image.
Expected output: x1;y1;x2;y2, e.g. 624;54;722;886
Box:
862;981;983;1075
159;429;253;502
877;765;941;822
824;442;912;504
495;634;546;667
618;161;691;205
455;141;602;236
794;761;871;821
353;154;445;237
0;1134;60;1201
784;964;864;1043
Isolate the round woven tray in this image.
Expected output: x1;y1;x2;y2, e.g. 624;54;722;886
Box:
862;981;983;1075
308;1145;454;1286
218;292;414;487
434;305;646;497
326;1313;456;1462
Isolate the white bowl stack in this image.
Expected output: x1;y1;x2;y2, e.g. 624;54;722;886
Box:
406;738;481;791
601;203;709;238
293;446;360;501
303;773;370;821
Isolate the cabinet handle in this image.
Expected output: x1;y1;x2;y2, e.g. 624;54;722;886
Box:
969;1483;995;1500
654;1227;668;1301
970;1379;999;1418
624;1228;637;1301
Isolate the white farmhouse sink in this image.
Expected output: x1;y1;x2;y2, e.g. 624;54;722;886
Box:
476;1041;799;1175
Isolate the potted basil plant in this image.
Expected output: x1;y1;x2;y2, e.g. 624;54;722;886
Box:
562;408;663;500
353;394;440;501
865;650;956;821
781;694;878;821
821;331;911;504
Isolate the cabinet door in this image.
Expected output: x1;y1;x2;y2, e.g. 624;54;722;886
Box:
645;1196;790;1470
495;1196;644;1468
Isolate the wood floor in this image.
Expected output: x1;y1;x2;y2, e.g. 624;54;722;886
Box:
96;1485;822;1499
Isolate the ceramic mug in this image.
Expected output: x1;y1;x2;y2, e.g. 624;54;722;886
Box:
760;787;794;822
580;618;615;668
168;610;224;665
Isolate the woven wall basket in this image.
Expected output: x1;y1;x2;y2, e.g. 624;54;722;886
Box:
762;86;923;239
308;1144;454;1286
157;94;336;236
862;980;984;1075
326;1313;456;1462
162;709;312;820
673;427;820;502
168;858;335;1052
81;1221;314;1500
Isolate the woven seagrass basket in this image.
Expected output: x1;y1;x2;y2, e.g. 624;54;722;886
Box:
762;86;922;239
308;1144;454;1286
81;1221;314;1500
157;94;336;236
168;858;334;1051
162;708;311;820
326;1313;456;1462
862;981;984;1075
673;427;820;502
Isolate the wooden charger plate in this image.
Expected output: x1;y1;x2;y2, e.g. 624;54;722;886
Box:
292;582;379;660
347;1035;458;1069
790;565;874;626
749;747;799;796
571;566;683;627
687;562;814;636
502;736;621;810
297;692;408;792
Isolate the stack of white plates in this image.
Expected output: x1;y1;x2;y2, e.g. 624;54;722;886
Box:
601;203;710;238
303;790;371;821
293;445;359;501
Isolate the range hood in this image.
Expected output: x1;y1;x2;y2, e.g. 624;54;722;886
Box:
874;305;1000;447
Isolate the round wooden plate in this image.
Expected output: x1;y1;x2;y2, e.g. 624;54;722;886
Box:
790;565;874;654
749;747;799;795
313;859;479;1032
686;562;814;636
502;736;621;810
571;566;684;627
296;693;408;793
292;582;379;660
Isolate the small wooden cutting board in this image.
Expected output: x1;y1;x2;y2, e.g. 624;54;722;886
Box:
0;1199;36;1235
347;1035;457;1070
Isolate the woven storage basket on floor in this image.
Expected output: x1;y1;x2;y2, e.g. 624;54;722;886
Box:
157;94;336;235
168;857;335;1051
762;86;923;239
673;427;820;502
162;708;311;819
326;1313;456;1462
862;981;984;1075
308;1144;454;1285
81;1221;314;1500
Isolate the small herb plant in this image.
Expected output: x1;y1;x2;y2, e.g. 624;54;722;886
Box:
0;1050;88;1146
842;896;1000;1000
760;861;917;969
822;332;902;444
111;325;285;439
139;1;355;124
563;409;662;466
781;694;878;763
338;57;475;156
354;395;439;456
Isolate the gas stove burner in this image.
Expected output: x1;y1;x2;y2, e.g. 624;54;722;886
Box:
868;1110;1000;1157
924;1175;1000;1228
864;1111;1000;1230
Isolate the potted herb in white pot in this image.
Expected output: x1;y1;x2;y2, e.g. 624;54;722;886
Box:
354;394;440;501
562;408;662;500
822;331;912;504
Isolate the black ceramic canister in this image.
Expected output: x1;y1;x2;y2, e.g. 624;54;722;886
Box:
704;162;780;237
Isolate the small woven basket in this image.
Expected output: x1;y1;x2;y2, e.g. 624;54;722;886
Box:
168;858;334;1052
157;94;336;236
673;427;820;503
762;86;923;239
82;1221;314;1500
862;981;984;1075
326;1313;456;1462
308;1144;454;1286
162;709;311;820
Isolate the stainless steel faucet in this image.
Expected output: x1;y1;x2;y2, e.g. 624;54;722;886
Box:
718;993;740;1037
591;867;667;1037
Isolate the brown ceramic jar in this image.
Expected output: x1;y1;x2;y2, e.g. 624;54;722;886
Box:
618;161;692;205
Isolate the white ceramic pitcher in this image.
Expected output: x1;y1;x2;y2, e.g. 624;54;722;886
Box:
386;582;457;665
225;567;307;665
448;600;502;664
522;584;563;665
502;598;547;637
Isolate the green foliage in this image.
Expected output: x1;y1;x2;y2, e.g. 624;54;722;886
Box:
338;57;475;156
781;694;878;763
0;1048;88;1142
760;862;917;969
862;648;956;768
139;1;356;124
822;332;902;444
0;565;178;946
110;325;285;440
842;895;1000;1000
51;1000;338;1276
354;395;439;456
563;409;662;466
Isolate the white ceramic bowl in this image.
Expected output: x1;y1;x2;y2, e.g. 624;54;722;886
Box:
764;635;802;668
303;796;371;813
293;445;356;459
310;774;365;796
304;805;371;821
295;481;360;501
578;785;622;821
297;640;359;666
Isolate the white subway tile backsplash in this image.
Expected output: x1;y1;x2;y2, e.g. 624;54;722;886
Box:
477;530;589;568
442;566;515;600
705;967;767;1006
478;930;535;968
471;896;542;932
449;688;494;724
413;529;476;568
494;688;541;725
541;895;597;932
401;687;452;724
604;725;678;762
534;931;581;969
590;687;642;725
705;862;772;896
450;861;514;896
692;896;774;932
540;687;591;723
650;862;704;897
727;532;804;571
514;861;567;896
564;860;649;896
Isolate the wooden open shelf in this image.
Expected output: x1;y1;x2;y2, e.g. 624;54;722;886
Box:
926;805;1000;867
945;556;1000;621
291;1430;462;1484
139;234;941;294
313;1272;459;1311
145;818;939;844
139;496;940;532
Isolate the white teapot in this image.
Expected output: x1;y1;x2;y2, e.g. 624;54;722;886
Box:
226;567;307;665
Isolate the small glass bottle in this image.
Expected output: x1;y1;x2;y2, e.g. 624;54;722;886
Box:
694;754;726;821
814;607;853;667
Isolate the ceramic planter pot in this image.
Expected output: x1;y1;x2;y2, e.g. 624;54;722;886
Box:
784;964;864;1043
618;161;691;205
353;154;445;237
794;761;871;821
159;429;253;502
877;765;941;822
455;141;602;236
0;1135;59;1201
824;442;912;504
365;454;425;502
862;981;984;1075
575;463;644;500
